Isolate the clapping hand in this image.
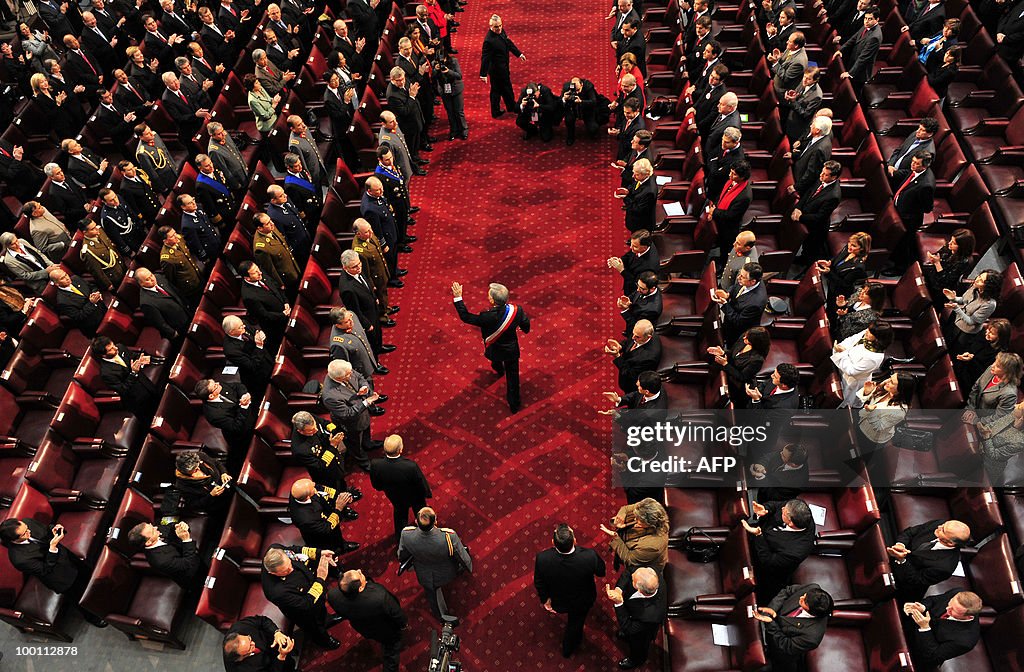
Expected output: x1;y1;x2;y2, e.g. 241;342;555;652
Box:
753;607;776;622
605;584;624;604
604;339;622;355
607;257;624;272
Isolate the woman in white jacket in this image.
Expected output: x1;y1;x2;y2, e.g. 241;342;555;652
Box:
831;320;894;408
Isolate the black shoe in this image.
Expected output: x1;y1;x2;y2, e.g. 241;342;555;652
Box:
318;636;342;649
618;659;641;669
341;541;361;553
388;279;405;288
340;507;359;520
375;365;391;375
83;611;108;628
375;393;389;402
421;144;434;152
347;487;363;500
415;158;430;165
449;47;459;54
409;206;420;214
509;404;521;413
399;244;413;253
381;318;397;327
369;405;386;416
566;137;575;146
404;235;417;242
413;167;428;176
449;133;457;140
459;133;469;140
428;135;442;143
492;110;505;118
380;344;397;353
326;615;345;628
387;306;400;314
357;462;372;472
396;269;409;276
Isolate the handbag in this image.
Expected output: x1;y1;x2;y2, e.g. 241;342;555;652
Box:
682;527;721;563
892;424;933;451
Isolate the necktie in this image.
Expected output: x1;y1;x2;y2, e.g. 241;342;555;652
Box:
0;145;10;157
252;647;262;655
895;141;921;169
177;90;189;106
94;26;107;41
893;173;916;205
113;355;127;367
156;285;170;296
68;284;84;296
940;611;950;620
811;182;825;198
860;27;868;39
76;51;97;76
126;82;142;100
786;607;803;617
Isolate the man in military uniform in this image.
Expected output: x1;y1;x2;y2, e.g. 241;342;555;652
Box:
157;225;204;306
328;305;384;372
135;123;179;194
266;185;311;265
352;218;400;313
177;193;222;262
206;121;249;194
261;545;342;649
290;410;364;496
80;219;127;290
360;176;400;277
283;153;322;225
99;188;147;256
195;153;236;227
374;146;415;257
287;115;327;186
398;507;473;624
330;308;388;382
116;160;163;221
378;110;421;179
288;478;359;553
253;213;301;296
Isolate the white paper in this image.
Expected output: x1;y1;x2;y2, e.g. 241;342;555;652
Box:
656;175;672;185
222;365;239;375
712;623;735;646
663;201;685;216
952;561;965;577
809;503;827;527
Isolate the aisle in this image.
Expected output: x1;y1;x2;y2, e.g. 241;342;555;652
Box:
305;0;640;668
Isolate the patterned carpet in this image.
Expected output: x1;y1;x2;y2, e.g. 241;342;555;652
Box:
301;0;651;669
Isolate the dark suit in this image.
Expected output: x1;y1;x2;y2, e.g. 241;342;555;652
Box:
618;246;660;296
94;102;136;147
202;382;256;454
515;84;560;142
695;82;728;139
796;179;841;261
616;31;647;76
480;29;523;116
223;328;275;392
454;298;531;410
712;181;754;262
0;139;45;201
39;0;75;38
613;336;663;392
99;347;160;415
784;83;823;141
288;488;349;550
139;278;190;340
704;110;741;157
223;616;295;672
346;0;380;41
66;150;109;195
327;580;406;672
369;456;432;537
54;278;105;336
613;568;668;665
704;144;746;209
840;23;883;89
534;545;606;657
793;135;832;194
267;201;311;265
81;26;118;73
616;115;644;162
907;2;945;42
755;451;809;503
752;502;816;601
291;418;348;491
45;180;88;224
722;282;768;346
906;588;981;669
339;270;382;353
623;177;656;233
241;280;288;342
886;136;935;187
764;583;830;672
996;1;1024;62
892;520;963;602
181;209;222;262
361;192;399;275
119;175;162;221
385;83;423;155
3;518;79;593
893;169;936;268
145;524;202;587
64;49;103;98
622;288;663;334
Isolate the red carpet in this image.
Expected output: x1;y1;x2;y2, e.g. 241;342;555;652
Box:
302;0;653;668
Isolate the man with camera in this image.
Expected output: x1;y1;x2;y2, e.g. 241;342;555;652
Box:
435;53;468;140
516;82;560;142
560;77;599;145
398;506;472;624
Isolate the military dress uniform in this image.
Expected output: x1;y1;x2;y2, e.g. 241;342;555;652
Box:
160;239;204;304
291;416;349;490
260;543;334;646
119;170;163;221
81;229;127;290
374;163;410;246
288;131;327;186
284;169;322;224
136;138;178;194
208;136;249;193
329;325;377;380
351;233;391;318
196;168;237;226
254;227;301;293
397;524;473;621
288;484;351;550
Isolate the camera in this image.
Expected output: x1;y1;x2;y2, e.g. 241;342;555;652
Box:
427;621;462;672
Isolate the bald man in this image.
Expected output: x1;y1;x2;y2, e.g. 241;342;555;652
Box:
287;478;359;554
370;435;433;538
888;519;971;602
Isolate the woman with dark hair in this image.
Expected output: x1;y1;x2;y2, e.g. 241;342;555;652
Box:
707;326;772;407
126;45;162;98
954;318;1011;391
17;22;59;66
816;231;871;321
928;46;961;103
857;372;916;444
924;228;975;298
979;399;1024;485
919;18;960;70
835;282;886;340
832;319;894;408
942;269;1001;351
159;450;233;517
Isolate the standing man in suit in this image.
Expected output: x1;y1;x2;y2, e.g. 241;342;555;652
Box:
194;378;256;454
386;68;426;161
328;570;407;672
261;545;341;650
135;267;190;340
266;185;311;266
346;0;380;42
790;116;833;195
836;6;883;91
286;115;326;186
61;138;110;196
48;268;106;337
451;281;532;413
886;118;938;187
604;567;668;669
783;67;823;141
743;499;817;601
618;271;663;336
608;230;660;296
162;72;211;145
704;127;746;207
239;261;290;343
127;520;202;587
62;35;104;102
753;583;833;672
610;99;644;162
534;523;607;658
136;124;180;195
770;32;808;97
703;93;741;157
890;150;936;272
222;615;296;672
995;0;1024;65
322;359;379;472
609;0;640;49
221;315;274;393
398;507;473;623
887;519;971;603
714;262;769;346
903;589;983;669
480;14;525;118
91;335;160;415
750;443;810;503
746;363;801;450
379;111;420;179
619;159;656;233
793;160;842;264
616;20;647;76
606;319;662;392
360;177;401;277
370;434;432;539
340;250;386;354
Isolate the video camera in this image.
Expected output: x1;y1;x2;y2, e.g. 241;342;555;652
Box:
427;619;462;672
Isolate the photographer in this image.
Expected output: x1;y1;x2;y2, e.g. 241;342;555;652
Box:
516;81;560;142
560;77;599;145
435;53;468;140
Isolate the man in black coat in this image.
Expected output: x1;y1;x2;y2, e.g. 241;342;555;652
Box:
288;478;358;554
162;72;208;142
791;116;833;195
43;163;89;225
328;569;407;672
560;77;600;145
39;0;76;39
886;118;938;187
906;0;946;43
92;335;160;415
346;0;380;42
480;14;525;118
714;262;768;346
127;520;202;587
904;589;983;669
887;519;971;603
340;250;385;354
605;566;668;669
239;260;290;343
616;20;647;76
94;90;139;148
136;267;190;340
619;271;663;335
178;194;222;263
62;35;104;101
266;185;311;266
261;544;340;649
609;230;660;302
890;150;936;271
743;499;817;601
704;127;746;203
195;378;256;454
750;443;809;503
703;93;741;157
837;7;883;91
793;160;842;263
608;319;662;392
754;583;833;672
612;100;644;162
746;364;801;452
621;159;657;233
515;82;560;142
370;434;433;538
996;0;1024;64
385;68;424;158
222;315;275;393
50;269;106;337
452;280;532;413
534;523;606;658
0;139;45;202
222;615;297;672
62;139;110;196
